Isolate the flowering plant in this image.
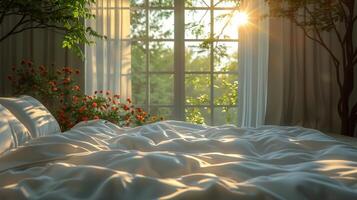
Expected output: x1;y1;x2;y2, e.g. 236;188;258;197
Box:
8;60;161;131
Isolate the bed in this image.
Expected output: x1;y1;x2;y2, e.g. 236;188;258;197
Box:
0;96;357;199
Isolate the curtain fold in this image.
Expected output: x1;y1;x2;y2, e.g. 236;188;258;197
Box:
265;17;341;134
85;0;131;97
0;17;82;96
238;0;270;127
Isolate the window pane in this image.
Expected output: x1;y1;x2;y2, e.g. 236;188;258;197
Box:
185;0;210;7
130;0;145;7
131;9;146;39
214;10;239;39
185;107;211;125
150;74;174;105
185;74;211;105
214;42;238;72
213;107;238;125
132;41;147;72
185;10;211;39
149;42;174;72
149;10;174;39
150;107;173;119
185;42;210;72
150;0;174;7
132;74;147;105
213;0;239;7
213;74;238;105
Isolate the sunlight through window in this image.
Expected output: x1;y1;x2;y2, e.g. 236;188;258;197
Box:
235;12;249;27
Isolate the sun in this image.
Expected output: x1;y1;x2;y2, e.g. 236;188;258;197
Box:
235;12;249;27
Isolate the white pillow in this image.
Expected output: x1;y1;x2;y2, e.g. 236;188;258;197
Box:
0;104;32;155
0;96;61;138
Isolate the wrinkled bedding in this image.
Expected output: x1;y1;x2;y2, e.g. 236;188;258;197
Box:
0;120;356;199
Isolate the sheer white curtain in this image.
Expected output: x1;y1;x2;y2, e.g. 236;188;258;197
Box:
85;0;131;97
238;0;270;127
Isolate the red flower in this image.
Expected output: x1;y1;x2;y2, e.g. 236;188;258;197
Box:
92;102;98;108
27;60;33;67
72;85;80;91
136;115;144;121
123;105;130;111
63;67;73;74
82;116;89;122
111;107;118;111
39;65;46;72
49;81;56;87
79;106;86;113
63;77;71;84
136;108;143;113
126;98;132;104
52;87;58;92
114;95;120;99
72;96;79;103
93;116;99;120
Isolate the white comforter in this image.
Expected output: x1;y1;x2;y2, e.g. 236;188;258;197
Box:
0;120;356;199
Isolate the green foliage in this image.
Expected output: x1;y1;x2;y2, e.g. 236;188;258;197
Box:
8;61;161;131
0;0;102;57
130;0;240;125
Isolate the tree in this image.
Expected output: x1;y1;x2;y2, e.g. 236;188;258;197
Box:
265;0;357;136
0;0;101;57
130;0;239;125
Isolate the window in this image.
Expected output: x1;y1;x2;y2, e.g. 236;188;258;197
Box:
123;0;239;125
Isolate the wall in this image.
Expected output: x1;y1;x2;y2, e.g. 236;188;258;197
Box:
0;17;84;97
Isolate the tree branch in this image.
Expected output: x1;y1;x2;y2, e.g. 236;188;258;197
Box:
353;57;357;66
352;101;357;119
9;23;67;36
327;2;347;70
293;4;343;99
0;14;27;42
0;0;15;24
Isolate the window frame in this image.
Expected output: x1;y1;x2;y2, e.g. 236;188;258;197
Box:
124;0;239;125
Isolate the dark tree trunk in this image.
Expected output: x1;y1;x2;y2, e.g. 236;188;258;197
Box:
339;1;356;137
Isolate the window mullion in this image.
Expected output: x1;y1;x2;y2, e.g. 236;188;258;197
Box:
210;0;214;125
174;0;185;121
145;0;150;112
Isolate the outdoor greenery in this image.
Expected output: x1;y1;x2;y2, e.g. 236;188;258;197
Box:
0;0;102;57
266;0;357;136
129;0;240;125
